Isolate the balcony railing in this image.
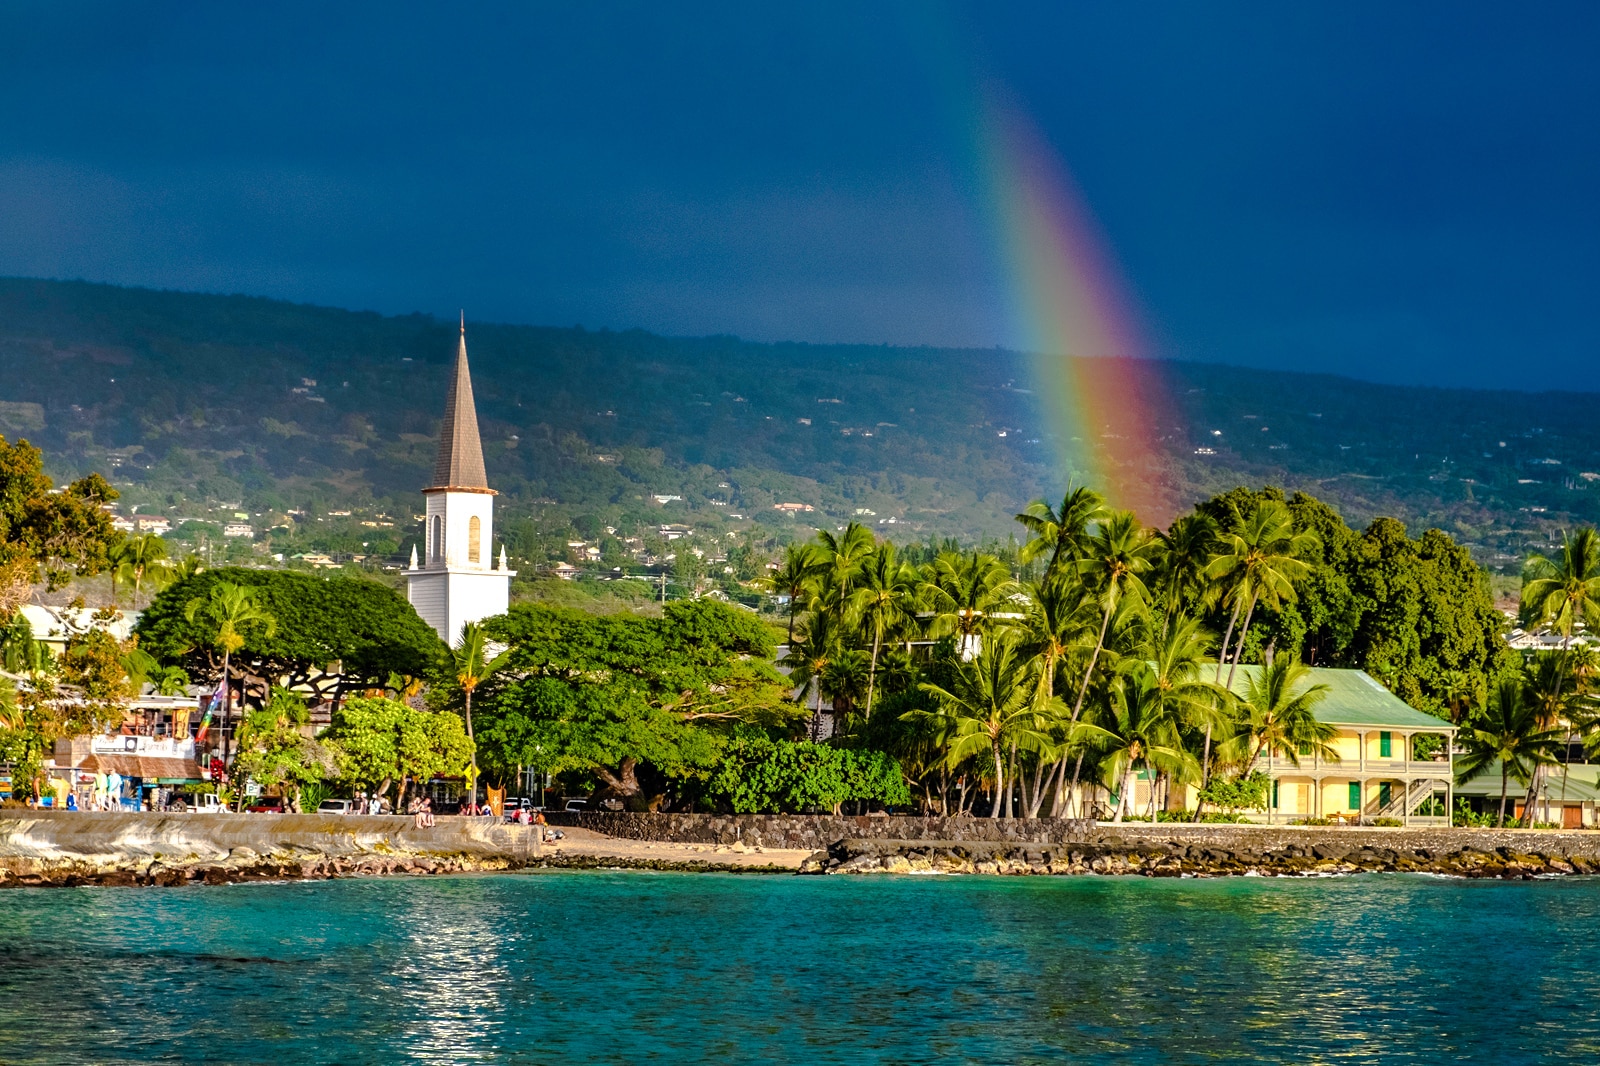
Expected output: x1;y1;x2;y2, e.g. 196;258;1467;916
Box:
1251;754;1453;778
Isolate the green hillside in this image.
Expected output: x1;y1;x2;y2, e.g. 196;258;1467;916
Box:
1;277;1595;572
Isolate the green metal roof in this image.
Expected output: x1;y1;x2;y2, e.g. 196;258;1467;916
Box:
1226;665;1455;732
1455;762;1600;801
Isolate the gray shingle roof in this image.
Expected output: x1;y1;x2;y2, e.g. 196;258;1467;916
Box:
429;327;490;491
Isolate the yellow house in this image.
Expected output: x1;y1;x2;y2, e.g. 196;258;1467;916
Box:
1234;667;1456;826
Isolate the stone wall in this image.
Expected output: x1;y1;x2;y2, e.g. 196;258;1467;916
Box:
548;811;1600;860
0;810;538;869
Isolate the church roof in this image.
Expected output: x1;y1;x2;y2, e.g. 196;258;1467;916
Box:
429;322;490;491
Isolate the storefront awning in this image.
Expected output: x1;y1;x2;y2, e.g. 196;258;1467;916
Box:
80;754;206;783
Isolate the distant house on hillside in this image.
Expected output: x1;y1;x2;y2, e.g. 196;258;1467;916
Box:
773;503;814;513
222;522;254;538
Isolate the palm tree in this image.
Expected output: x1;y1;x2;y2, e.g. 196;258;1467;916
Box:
1152;513;1220;623
1015;575;1099;815
1523;528;1600;649
1226;654;1336;819
1204;499;1319;687
1015;486;1108;580
916;637;1054;819
1070;510;1157;723
1457;678;1565;827
453;621;509;808
813;522;876;606
780;611;841;738
185;582;276;774
1071;663;1197;822
847;542;919;718
110;532;172;607
766;543;819;644
921;550;1018;660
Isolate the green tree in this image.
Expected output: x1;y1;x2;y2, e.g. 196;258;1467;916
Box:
1226;653;1336;776
1071;662;1198;822
765;543;818;644
0;437;120;607
324;695;474;808
1204;498;1319;687
1015;486;1107;581
183;581;276;770
1071;510;1157;721
916;637;1053;819
1522;528;1600;649
478;601;797;809
1456;678;1564;827
451;621;510;807
138;568;446;703
847;541;918;718
234;688;332;811
920;550;1017;660
110;532;172;606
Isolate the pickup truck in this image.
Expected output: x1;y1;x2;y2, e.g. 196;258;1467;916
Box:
176;793;226;813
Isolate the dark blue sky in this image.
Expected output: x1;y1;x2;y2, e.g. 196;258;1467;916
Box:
2;2;1597;389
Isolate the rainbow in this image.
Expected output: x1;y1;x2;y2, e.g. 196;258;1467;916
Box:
976;93;1179;524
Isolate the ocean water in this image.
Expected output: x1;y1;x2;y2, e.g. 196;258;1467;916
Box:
0;871;1594;1064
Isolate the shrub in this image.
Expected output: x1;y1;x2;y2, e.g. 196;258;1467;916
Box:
1373;817;1403;827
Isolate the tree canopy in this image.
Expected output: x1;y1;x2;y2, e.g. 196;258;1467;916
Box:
135;568;447;700
1195;487;1511;716
474;600;799;807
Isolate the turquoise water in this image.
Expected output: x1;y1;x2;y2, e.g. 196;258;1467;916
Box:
0;872;1595;1064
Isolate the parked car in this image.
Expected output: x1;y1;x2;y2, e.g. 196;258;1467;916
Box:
177;793;226;814
562;798;588;813
245;796;286;814
317;798;354;815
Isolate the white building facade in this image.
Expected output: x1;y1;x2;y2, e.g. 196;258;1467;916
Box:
406;322;514;646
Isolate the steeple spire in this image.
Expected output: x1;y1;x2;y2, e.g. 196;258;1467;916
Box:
428;317;490;491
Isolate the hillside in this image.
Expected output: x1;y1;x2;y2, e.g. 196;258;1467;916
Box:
1;277;1596;571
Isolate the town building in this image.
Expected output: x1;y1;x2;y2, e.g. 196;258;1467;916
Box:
1238;666;1456;825
405;320;514;645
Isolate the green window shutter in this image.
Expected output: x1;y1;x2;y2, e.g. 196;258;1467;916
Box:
1379;782;1392;807
1380;731;1392;758
1272;780;1279;808
1349;782;1361;810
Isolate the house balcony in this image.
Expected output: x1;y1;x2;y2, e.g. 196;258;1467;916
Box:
1250;755;1453;780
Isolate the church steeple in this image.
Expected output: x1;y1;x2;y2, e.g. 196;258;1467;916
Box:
428;315;490;491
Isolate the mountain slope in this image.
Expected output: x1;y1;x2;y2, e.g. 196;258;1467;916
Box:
1;277;1594;568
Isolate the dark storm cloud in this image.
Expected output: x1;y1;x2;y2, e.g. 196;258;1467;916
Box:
1;2;1596;388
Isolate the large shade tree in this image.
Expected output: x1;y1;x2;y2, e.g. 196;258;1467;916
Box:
136;568;448;704
475;600;799;810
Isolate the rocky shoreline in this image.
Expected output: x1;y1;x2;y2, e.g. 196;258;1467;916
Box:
0;849;802;887
806;837;1600;879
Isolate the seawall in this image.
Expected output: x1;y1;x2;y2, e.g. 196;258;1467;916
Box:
551;813;1600;878
0;811;541;886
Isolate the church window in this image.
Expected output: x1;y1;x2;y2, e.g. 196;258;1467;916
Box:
430;515;443;559
468;515;482;563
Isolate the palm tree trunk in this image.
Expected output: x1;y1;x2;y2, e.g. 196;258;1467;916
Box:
220;648;232;768
1113;761;1134;823
1499;767;1509;828
1068;751;1086;818
1214;596;1244;683
1071;597;1116;722
465;689;478;807
1225;592;1259;690
989;741;1005;820
864;629;882;719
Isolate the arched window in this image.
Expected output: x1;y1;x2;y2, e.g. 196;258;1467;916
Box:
468;515;482;564
430;515;443;560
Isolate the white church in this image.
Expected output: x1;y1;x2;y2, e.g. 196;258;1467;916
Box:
406;321;515;646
